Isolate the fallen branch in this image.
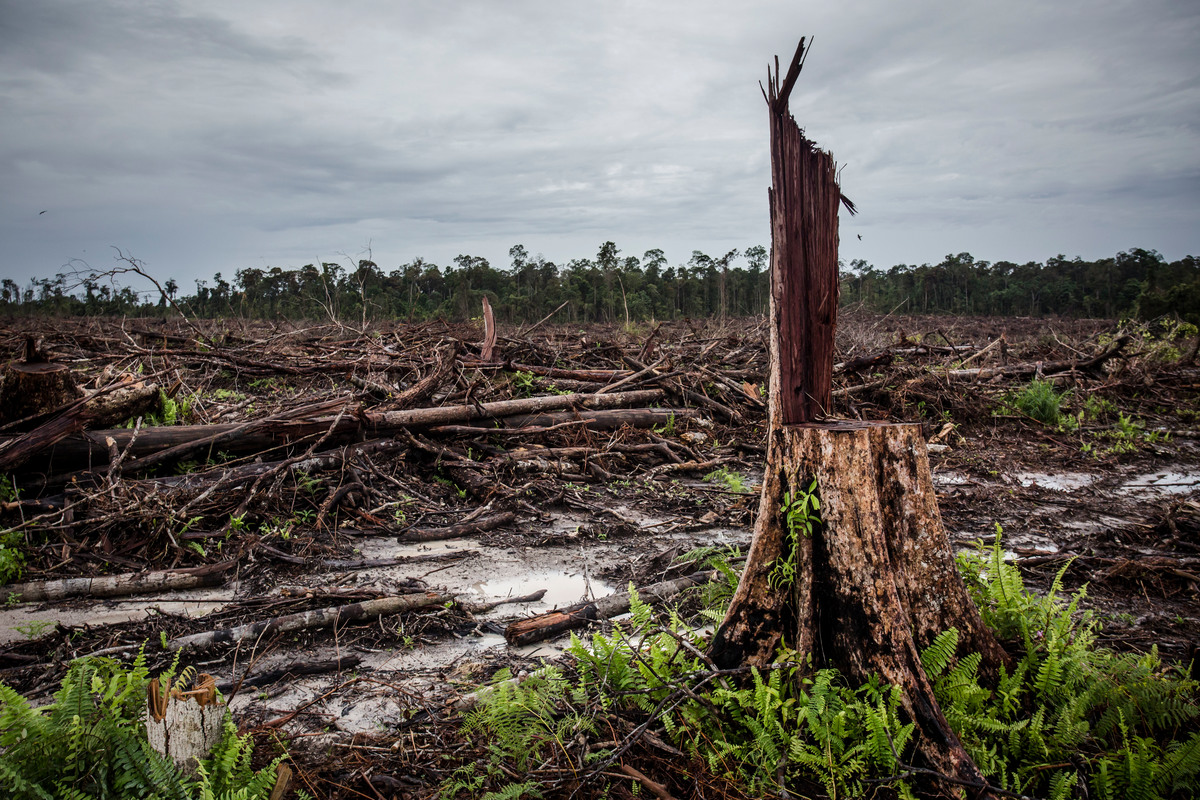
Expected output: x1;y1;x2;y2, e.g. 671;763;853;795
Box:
618;764;678;800
399;511;516;543
622;356;740;423
459;589;548;615
938;334;1131;382
369;388;664;428
4;561;235;603
6;389;668;470
218;656;362;693
504;571;717;646
167;591;450;653
486;408;697;433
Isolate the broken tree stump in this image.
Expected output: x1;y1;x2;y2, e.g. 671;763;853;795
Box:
708;38;1007;796
709;422;1009;789
0;337;83;426
145;672;225;775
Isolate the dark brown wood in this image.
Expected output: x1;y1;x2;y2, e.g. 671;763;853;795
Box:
391;341;457;408
0;380;159;472
487;407;697;432
505;571;714;646
399;511;516;542
766;38;845;424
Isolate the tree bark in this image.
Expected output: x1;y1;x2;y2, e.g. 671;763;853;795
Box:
710;423;1006;791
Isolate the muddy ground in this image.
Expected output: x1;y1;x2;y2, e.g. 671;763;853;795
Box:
0;312;1196;798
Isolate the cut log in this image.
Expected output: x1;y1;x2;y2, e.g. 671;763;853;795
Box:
4;560;234;602
81;380;160;428
505;571;716;646
3;389;668;471
369;388;665;429
428;407;696;436
166;591;450;652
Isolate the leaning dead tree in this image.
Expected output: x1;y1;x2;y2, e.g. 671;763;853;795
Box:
709;38;1008;796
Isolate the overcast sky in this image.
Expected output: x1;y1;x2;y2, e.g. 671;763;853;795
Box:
2;0;1197;293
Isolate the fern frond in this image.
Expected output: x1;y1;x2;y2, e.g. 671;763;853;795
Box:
921;628;959;679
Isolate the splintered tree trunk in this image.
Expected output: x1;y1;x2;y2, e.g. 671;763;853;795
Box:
709;39;1007;796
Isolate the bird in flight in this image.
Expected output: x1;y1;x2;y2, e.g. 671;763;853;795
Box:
856;234;861;240
39;210;47;215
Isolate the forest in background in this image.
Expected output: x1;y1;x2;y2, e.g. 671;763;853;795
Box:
2;242;1197;324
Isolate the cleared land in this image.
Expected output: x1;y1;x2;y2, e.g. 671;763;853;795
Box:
0;312;1196;797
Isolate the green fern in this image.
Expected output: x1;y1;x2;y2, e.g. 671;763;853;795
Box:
768;479;819;590
934;533;1200;798
0;654;283;800
482;781;544;800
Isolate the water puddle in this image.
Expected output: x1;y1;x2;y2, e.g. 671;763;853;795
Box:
472;570;613;612
1015;472;1098;491
1119;471;1200;496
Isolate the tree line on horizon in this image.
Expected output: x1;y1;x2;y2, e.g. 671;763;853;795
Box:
3;243;1197;325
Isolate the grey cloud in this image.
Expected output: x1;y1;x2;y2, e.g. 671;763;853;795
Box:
0;0;1196;285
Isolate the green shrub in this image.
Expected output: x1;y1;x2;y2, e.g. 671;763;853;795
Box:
953;532;1200;797
1011;379;1068;425
703;466;750;494
0;531;25;584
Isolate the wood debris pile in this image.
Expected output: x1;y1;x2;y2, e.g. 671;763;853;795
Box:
0;312;1193;797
